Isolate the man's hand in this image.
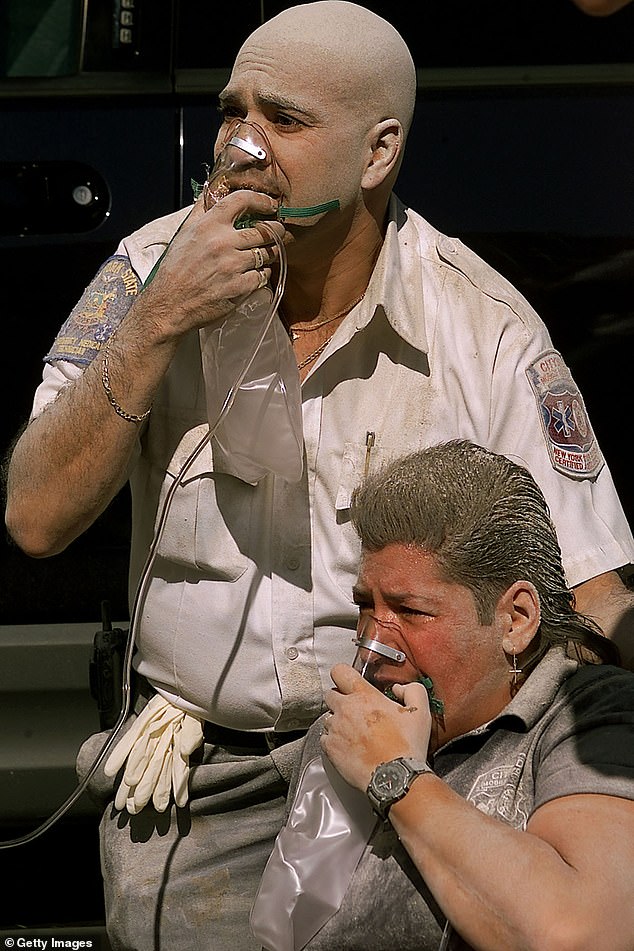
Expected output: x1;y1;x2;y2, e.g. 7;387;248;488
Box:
320;663;432;792
143;190;286;341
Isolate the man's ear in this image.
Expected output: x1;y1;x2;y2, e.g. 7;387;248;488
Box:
498;580;541;656
361;119;404;190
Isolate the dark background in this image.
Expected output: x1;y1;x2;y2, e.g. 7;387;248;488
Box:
0;0;633;935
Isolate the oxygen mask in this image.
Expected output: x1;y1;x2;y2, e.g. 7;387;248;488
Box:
352;616;445;715
202;120;280;216
200;119;340;223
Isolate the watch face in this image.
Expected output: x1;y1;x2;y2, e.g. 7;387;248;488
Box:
373;761;408;798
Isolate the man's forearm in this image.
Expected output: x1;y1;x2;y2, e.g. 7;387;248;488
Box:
5;315;176;556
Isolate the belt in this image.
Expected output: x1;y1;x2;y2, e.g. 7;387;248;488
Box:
136;679;307;753
204;722;307;753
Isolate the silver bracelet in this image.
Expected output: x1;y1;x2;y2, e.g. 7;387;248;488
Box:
101;338;152;423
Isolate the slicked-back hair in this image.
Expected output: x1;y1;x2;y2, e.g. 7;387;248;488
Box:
350;440;618;668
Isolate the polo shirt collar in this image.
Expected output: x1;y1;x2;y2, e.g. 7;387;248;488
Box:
435;648;579;756
500;647;579;730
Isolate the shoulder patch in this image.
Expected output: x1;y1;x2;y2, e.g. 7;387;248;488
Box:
526;350;604;480
45;255;140;366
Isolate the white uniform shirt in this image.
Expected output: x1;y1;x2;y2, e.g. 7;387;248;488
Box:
34;196;634;730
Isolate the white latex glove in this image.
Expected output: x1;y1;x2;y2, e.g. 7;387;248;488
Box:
104;693;204;814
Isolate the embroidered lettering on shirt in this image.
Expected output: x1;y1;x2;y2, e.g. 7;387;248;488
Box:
467;755;529;828
526;349;603;480
45;255;141;367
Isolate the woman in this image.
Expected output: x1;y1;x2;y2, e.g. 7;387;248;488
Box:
253;440;634;951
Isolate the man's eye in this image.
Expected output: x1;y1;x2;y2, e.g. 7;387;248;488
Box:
275;113;302;129
217;104;242;121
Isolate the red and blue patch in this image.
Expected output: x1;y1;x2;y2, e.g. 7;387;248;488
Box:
526;349;603;479
45;255;140;367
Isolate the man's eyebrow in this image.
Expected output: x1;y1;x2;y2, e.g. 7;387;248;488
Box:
261;93;319;120
352;584;369;600
218;88;321;123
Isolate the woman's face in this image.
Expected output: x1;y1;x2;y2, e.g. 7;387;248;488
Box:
353;543;514;746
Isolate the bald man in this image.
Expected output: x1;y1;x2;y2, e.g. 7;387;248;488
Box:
5;2;634;949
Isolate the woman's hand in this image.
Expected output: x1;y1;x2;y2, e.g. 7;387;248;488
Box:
320;663;432;792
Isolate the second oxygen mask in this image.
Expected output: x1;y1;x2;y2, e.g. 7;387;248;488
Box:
198;120;303;485
352;617;445;715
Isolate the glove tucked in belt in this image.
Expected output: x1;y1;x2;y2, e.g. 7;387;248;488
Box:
104;693;204;814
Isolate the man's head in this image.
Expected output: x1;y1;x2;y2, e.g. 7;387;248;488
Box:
350;440;616;669
217;2;416;229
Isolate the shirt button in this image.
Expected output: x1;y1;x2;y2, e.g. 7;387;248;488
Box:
286;647;299;660
286;556;300;571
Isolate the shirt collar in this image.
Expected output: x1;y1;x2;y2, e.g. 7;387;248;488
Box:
500;647;579;730
350;194;431;355
435;648;580;756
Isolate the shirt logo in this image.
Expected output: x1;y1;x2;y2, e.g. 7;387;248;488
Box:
46;255;140;366
526;349;603;479
467;756;529;828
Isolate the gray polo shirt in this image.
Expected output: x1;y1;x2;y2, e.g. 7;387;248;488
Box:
279;650;634;951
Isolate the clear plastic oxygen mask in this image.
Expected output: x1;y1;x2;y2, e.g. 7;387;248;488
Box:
201;120;340;223
202;120;279;215
352;616;445;715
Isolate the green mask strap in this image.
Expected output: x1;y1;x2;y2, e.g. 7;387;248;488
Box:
277;199;340;219
191;180;340;227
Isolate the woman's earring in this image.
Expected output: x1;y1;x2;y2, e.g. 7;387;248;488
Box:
509;652;522;693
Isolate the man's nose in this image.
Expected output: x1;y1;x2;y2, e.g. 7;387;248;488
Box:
223;120;274;168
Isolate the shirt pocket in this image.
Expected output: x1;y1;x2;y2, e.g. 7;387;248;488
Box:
331;432;430;597
155;429;254;581
331;439;391;599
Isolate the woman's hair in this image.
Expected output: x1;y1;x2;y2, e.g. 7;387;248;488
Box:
350;440;619;668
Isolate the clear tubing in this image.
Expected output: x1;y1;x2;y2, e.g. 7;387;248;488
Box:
0;224;288;849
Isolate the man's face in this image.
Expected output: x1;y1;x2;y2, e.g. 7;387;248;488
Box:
216;36;371;232
353;543;513;744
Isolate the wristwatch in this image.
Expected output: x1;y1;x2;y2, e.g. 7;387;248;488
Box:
366;756;433;820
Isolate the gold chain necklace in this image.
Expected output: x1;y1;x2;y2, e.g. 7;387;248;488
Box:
287;292;365;341
294;293;366;371
296;335;336;371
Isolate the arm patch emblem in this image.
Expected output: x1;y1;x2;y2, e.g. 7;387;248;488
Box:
526;349;604;480
45;255;141;366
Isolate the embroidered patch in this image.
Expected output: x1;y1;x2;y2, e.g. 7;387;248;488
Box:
46;255;141;366
526;349;603;480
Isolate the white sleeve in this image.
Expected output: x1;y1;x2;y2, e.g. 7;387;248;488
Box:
30;360;83;419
